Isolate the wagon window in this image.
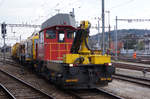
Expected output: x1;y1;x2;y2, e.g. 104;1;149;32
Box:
39;31;44;43
58;31;65;42
46;30;56;39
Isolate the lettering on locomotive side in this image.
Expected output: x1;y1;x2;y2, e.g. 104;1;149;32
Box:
65;79;78;82
100;78;112;81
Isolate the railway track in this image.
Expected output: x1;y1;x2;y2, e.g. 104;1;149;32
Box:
0;83;16;99
66;88;124;99
0;58;17;65
0;59;126;99
3;58;149;99
112;56;150;64
0;69;54;99
113;62;150;72
113;74;150;87
0;59;81;99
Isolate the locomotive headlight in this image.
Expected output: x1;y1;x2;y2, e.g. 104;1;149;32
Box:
108;63;112;66
57;73;63;78
105;63;112;66
69;64;73;67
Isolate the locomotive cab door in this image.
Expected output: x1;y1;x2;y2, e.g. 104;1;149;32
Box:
57;29;75;61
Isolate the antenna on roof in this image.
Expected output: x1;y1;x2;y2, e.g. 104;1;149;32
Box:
55;9;60;14
70;8;75;17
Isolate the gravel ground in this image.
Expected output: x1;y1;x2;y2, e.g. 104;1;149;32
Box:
102;79;150;99
116;68;150;78
113;60;150;67
102;61;150;99
0;88;9;99
1;61;150;99
0;62;76;99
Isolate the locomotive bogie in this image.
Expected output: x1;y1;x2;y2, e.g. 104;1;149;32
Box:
36;61;115;89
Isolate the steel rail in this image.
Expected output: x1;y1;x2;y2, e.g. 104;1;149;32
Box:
0;83;16;99
113;62;150;72
95;88;124;99
66;88;124;99
112;56;150;64
113;74;150;87
0;69;54;99
114;73;150;81
65;91;83;99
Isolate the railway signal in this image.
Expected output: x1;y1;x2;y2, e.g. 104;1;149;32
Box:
1;22;7;64
1;22;7;37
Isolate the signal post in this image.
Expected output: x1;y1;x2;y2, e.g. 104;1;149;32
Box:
1;22;7;64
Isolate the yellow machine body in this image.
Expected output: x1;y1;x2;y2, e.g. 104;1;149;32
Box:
78;21;91;54
90;55;111;64
11;43;20;59
63;54;111;64
63;54;79;64
24;33;39;62
32;34;39;60
63;20;111;65
78;37;90;54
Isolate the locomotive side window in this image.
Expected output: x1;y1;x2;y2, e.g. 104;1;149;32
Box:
67;30;75;39
58;31;65;42
46;30;56;39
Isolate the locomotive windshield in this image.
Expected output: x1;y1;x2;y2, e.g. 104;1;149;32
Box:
46;30;56;39
67;30;75;39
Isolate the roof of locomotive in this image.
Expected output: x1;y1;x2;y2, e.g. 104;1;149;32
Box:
12;43;19;48
41;13;76;30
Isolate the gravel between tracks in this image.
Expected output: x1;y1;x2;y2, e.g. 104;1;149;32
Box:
101;78;150;99
0;62;76;99
0;88;9;99
116;68;150;79
0;70;49;99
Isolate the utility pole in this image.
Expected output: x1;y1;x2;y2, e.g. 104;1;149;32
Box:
20;35;22;42
102;0;105;55
108;24;111;52
106;10;110;52
98;19;100;33
115;16;118;60
97;18;100;49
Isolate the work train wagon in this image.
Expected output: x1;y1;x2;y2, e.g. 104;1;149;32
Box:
12;13;115;89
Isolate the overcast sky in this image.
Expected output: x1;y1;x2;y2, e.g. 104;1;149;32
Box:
0;0;150;46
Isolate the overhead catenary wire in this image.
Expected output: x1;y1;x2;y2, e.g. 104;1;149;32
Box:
0;0;4;7
110;0;135;9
